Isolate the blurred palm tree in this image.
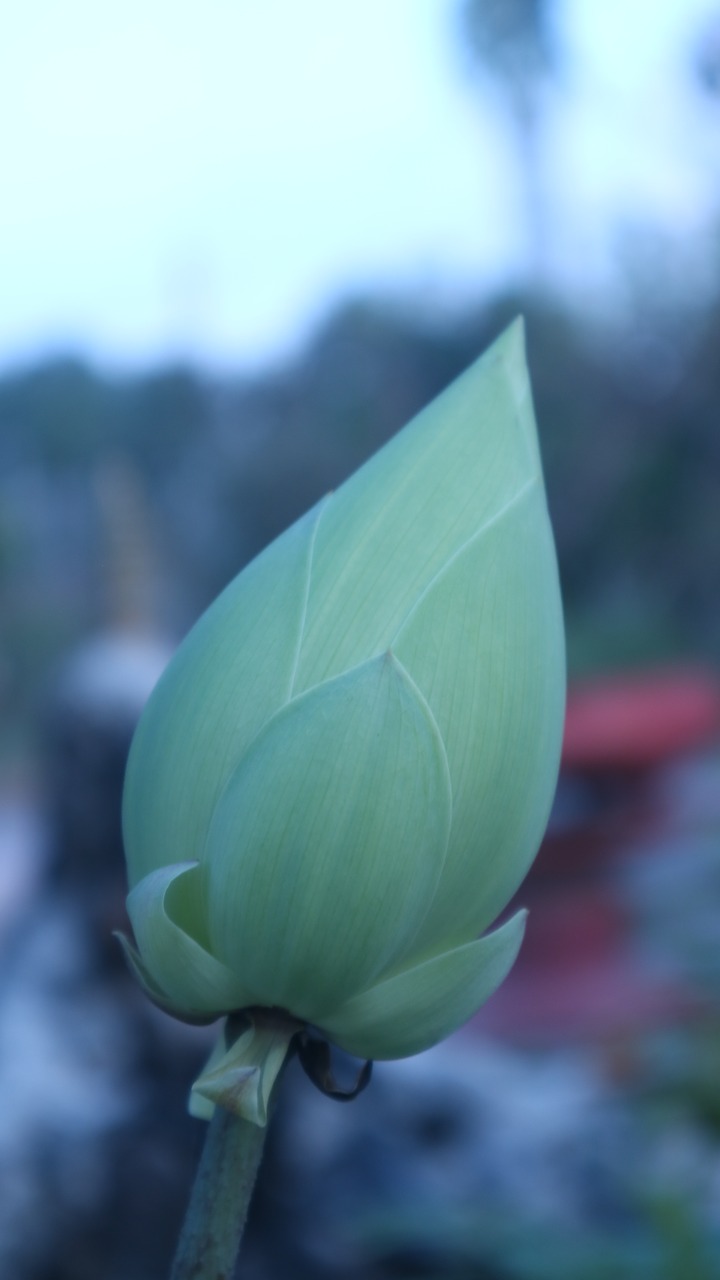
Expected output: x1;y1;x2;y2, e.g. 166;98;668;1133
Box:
458;0;558;283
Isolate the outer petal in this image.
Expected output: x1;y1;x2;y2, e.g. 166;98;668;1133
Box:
294;321;539;690
394;480;565;953
319;911;526;1060
205;653;452;1021
127;863;251;1016
122;498;328;887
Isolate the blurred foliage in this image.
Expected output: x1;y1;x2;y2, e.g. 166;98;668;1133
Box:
460;0;555;91
1;285;720;744
350;1193;720;1279
347;1020;720;1278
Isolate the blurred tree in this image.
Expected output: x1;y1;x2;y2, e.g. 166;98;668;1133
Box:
695;9;720;95
459;0;558;282
120;368;206;479
0;360;110;470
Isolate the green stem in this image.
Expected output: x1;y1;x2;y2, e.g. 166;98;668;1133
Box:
170;1011;301;1279
170;1104;266;1280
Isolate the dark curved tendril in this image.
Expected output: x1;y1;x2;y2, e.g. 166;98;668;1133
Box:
296;1031;373;1100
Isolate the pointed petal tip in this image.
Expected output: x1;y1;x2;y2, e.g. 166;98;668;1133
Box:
476;314;525;370
498;315;529;390
502;312;526;349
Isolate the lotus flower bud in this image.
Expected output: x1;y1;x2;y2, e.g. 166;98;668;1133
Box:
120;321;565;1117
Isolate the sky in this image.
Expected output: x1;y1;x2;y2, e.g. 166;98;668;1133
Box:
1;0;718;372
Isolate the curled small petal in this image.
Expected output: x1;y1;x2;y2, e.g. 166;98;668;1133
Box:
127;863;252;1017
115;930;217;1025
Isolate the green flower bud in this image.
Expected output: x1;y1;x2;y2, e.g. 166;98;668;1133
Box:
120;320;565;1107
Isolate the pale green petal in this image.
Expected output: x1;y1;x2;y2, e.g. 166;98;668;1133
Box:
394;482;565;953
206;653;452;1021
319;910;526;1060
294;321;539;690
127;863;251;1016
122;498;329;886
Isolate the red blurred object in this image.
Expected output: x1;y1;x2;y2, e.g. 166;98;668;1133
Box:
562;668;720;772
473;888;698;1044
468;667;720;1044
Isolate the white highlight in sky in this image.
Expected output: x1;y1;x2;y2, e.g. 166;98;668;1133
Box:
0;0;718;370
0;1;512;369
549;0;720;297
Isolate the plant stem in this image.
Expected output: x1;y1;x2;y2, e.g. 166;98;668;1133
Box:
170;1104;266;1280
170;1011;301;1278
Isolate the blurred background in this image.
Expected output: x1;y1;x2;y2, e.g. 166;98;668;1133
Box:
2;1;720;1276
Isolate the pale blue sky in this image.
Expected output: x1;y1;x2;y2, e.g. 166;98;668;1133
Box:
0;0;718;371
